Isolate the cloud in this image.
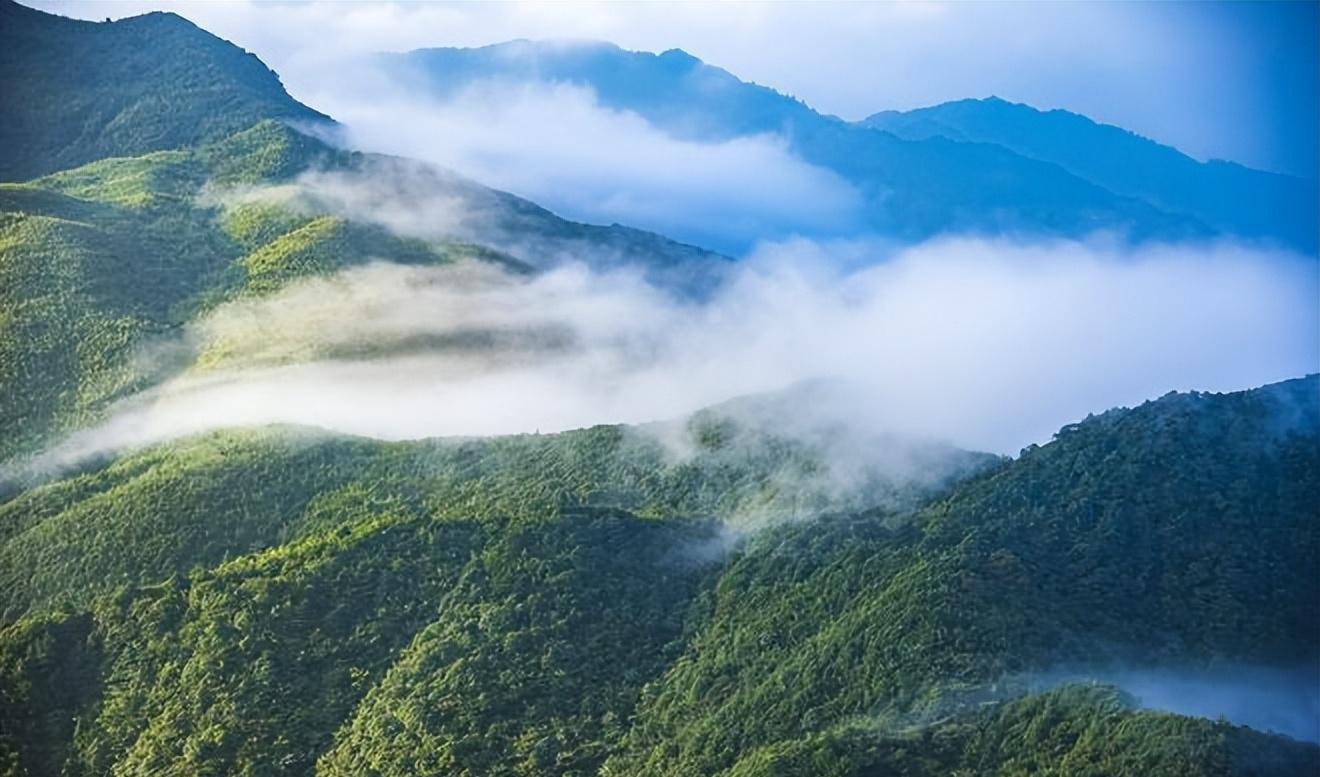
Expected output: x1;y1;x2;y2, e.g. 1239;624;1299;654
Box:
26;235;1317;475
199;166;474;245
198;158;734;295
311;77;863;253
1034;664;1320;744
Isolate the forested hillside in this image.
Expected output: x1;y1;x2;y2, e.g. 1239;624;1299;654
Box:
0;6;723;464
0;0;330;181
2;378;1316;776
607;376;1320;775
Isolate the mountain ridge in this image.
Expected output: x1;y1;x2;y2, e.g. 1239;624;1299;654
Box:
0;115;729;462
2;375;1315;776
380;39;1315;252
864;96;1318;250
0;0;332;181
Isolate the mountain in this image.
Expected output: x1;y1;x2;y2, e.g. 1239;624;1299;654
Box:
610;375;1320;775
0;6;728;464
0;123;727;461
383;40;821;143
379;40;1316;253
864;97;1319;252
1;377;1315;776
0;0;331;182
2;5;1318;776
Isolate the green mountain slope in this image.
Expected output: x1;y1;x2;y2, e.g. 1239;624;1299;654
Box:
0;0;330;182
0;414;992;621
0;6;730;464
716;685;1320;777
0;404;986;776
607;376;1320;775
1;378;1314;776
0;118;727;462
0;121;475;460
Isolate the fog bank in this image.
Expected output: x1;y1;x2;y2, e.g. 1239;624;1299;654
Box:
26;234;1318;473
1045;664;1320;743
301;74;864;254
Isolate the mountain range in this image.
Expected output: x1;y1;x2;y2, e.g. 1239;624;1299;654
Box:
0;3;1317;777
381;39;1317;253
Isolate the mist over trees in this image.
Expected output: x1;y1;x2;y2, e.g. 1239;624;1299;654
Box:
1;3;1317;777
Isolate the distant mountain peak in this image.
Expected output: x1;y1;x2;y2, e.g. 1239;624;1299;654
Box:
658;47;701;63
863;95;1317;250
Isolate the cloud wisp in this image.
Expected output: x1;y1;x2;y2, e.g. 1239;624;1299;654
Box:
1032;664;1320;744
308;76;863;254
27;232;1318;474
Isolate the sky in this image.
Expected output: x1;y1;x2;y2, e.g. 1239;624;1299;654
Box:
30;0;1320;178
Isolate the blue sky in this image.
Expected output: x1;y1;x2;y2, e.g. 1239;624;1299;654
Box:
1135;1;1316;178
32;0;1319;178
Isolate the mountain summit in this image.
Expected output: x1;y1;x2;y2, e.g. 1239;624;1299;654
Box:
382;39;821;142
0;0;331;181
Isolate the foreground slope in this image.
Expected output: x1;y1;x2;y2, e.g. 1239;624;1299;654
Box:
1;377;1315;776
608;376;1319;775
0;407;989;776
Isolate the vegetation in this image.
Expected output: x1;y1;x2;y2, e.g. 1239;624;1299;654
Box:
0;0;329;181
0;414;991;621
1;5;1316;775
718;685;1320;777
607;377;1319;775
0;4;727;461
1;379;1315;776
0;120;452;458
0;118;720;461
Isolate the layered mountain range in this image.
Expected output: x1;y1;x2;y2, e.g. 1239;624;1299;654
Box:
1;3;1317;777
382;39;1317;253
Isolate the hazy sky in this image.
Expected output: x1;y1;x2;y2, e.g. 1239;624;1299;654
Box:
31;0;1319;178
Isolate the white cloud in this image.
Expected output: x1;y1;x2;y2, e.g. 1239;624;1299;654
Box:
31;236;1318;471
308;78;863;252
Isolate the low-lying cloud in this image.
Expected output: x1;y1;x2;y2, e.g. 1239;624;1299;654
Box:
1038;664;1320;743
309;76;864;253
28;233;1318;473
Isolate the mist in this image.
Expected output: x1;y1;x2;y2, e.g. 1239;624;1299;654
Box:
303;74;863;254
27;227;1318;473
1039;664;1320;744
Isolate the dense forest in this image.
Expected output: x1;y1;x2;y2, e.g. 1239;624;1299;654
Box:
2;374;1316;776
1;2;1317;776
